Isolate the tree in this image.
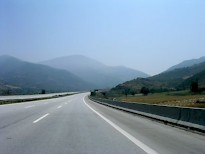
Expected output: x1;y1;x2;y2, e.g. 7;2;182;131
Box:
3;89;11;95
124;88;130;97
191;80;198;92
140;87;149;96
130;90;136;96
41;89;46;94
90;91;96;96
101;92;107;98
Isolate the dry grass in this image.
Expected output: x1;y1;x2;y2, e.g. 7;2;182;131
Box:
117;93;205;108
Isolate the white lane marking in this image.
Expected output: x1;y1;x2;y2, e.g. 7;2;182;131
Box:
57;105;62;109
83;97;159;154
25;105;35;109
64;102;68;105
33;113;49;123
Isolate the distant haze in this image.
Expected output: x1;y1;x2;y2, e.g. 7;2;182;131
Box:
41;55;149;88
0;0;205;75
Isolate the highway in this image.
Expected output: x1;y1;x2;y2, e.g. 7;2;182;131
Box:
0;93;205;154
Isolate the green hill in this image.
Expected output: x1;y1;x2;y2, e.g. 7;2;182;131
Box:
151;62;205;88
178;69;205;89
111;61;205;94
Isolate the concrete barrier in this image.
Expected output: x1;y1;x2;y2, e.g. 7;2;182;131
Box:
89;97;205;132
178;108;205;131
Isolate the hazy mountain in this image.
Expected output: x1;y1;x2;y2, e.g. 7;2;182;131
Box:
167;56;205;71
111;61;205;93
41;55;149;88
0;81;8;92
0;55;93;95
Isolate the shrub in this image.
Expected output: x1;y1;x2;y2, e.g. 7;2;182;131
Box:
140;87;150;96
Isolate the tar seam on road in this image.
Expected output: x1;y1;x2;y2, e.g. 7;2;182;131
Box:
67;100;73;103
83;96;159;154
33;113;50;123
57;105;62;109
25;105;35;109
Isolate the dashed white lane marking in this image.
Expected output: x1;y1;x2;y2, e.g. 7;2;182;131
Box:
33;113;49;123
64;102;68;105
83;97;159;154
25;105;35;109
57;105;62;109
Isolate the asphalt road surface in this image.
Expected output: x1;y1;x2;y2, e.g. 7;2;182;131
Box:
0;93;205;154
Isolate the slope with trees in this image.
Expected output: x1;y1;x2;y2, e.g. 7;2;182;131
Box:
111;61;205;95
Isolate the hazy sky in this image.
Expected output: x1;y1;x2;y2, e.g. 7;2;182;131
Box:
0;0;205;75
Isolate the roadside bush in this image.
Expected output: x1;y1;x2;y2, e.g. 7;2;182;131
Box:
140;87;150;96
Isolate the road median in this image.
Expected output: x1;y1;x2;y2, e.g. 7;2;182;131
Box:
0;93;78;105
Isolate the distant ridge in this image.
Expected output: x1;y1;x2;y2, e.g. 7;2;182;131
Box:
0;55;93;95
167;56;205;71
41;55;149;89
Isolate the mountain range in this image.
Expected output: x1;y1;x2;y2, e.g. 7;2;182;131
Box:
40;55;149;88
1;54;205;95
0;55;93;95
0;55;148;95
112;56;205;94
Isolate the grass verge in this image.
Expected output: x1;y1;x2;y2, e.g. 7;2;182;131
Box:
115;93;205;108
93;91;205;108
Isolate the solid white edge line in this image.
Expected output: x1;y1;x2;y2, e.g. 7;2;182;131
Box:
83;96;159;154
33;113;50;123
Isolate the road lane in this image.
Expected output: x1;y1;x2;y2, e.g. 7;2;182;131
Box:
84;97;158;154
85;95;205;154
0;94;77;133
0;93;205;154
0;93;145;154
